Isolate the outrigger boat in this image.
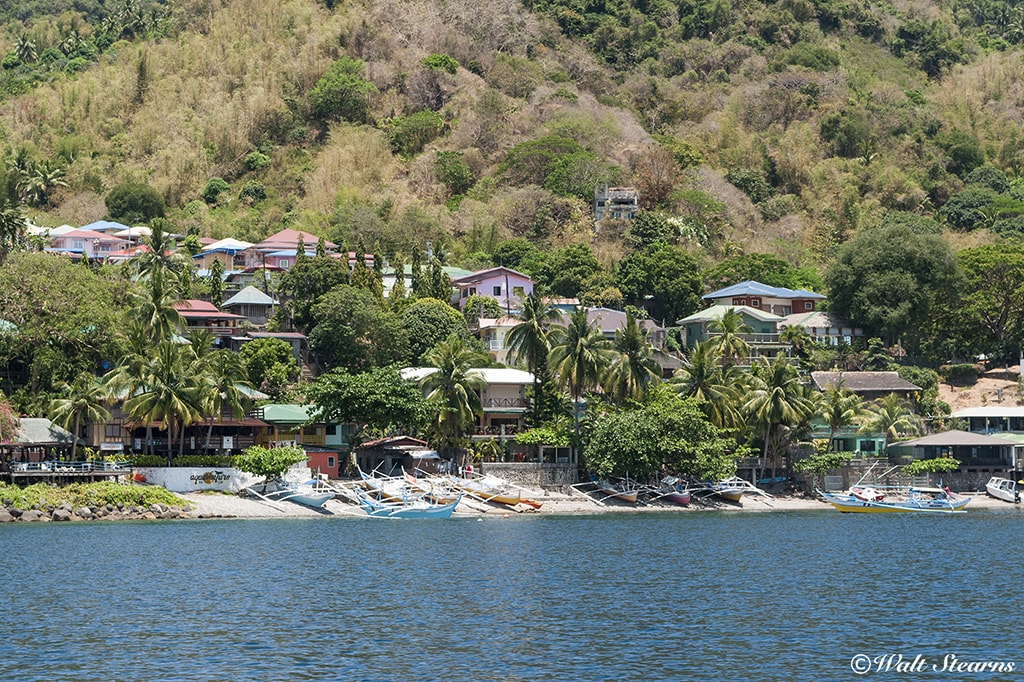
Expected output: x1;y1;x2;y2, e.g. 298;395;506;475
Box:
694;477;772;504
354;487;461;519
262;479;336;509
819;487;971;513
647;477;693;506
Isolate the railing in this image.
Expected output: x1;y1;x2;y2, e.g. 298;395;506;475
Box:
12;460;130;472
484;340;506;351
481;397;527;409
706;332;783;344
471;425;521;436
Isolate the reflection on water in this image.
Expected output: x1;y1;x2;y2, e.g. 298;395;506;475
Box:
2;510;1023;681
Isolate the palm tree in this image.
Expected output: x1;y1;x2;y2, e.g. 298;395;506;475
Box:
604;311;660;404
135;225;191;300
548;306;614;435
862;393;920;442
198;349;254;453
48;373;111;460
14;34;37;64
506;291;563;422
0;201;25;266
122;339;205;460
421;334;488;449
779;324;813;359
670;341;746;431
18;161;68;207
743;354;816;483
817;384;867;451
707;307;752;365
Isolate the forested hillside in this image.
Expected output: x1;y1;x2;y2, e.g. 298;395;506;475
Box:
3;0;1024;362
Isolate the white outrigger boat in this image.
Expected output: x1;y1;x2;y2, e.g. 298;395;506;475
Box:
259;478;336;508
985;476;1022;503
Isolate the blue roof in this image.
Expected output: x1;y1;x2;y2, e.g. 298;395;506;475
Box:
80;220;131;232
264;249;316;258
702;280;825;301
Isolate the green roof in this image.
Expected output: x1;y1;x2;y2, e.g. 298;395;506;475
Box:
9;418;80;445
258;404;314;424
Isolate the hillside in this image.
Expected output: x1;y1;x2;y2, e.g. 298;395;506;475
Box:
1;0;1024;302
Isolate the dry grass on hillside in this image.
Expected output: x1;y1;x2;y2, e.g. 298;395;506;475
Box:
938;367;1023;411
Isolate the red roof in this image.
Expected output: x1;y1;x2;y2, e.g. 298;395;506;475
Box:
172;299;246;320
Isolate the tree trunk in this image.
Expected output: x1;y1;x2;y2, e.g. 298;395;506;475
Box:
72;413;80;460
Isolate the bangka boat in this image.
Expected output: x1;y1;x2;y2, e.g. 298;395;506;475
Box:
449;473;522;506
697;477;772;503
592;479;640;504
354;488;461;519
819;487;971;513
985;476;1021;503
264;479;336;509
648;477;692;506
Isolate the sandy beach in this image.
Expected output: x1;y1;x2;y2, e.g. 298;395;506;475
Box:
179;485;1013;519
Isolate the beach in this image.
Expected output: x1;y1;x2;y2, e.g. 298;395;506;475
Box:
180;485;1013;519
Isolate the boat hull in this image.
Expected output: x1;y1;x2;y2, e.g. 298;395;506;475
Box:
985;477;1019;503
820;491;970;513
663;491;692;506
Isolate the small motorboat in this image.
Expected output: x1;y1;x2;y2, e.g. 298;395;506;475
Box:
985;476;1021;503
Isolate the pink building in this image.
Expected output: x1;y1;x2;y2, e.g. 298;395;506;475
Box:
450;267;533;313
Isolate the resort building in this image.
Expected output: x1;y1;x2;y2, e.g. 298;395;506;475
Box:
677;304;788;360
402;367;534;439
222;286;277;326
810;371;921;402
701;280;825;316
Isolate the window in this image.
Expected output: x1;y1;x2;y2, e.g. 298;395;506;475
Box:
326;424;337;435
328;456;336;468
493;285;502;296
279;259;289;268
105;424;121;438
804;302;813;310
468;287;476;296
751;299;760;307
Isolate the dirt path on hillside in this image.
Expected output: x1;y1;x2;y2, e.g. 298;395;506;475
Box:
938;366;1022;411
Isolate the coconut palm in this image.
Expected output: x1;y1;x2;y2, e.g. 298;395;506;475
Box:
817;384;867;451
18;161;68;207
743;354;816;483
670;341;746;431
862;392;920;442
198;349;254;453
48;373;111;460
506;292;564;421
122;339;205;460
421;334;488;448
707;307;752;365
0;202;25;266
135;225;192;299
548;306;614;433
604;311;660;404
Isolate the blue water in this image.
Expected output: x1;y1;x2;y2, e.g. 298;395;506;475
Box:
2;509;1023;681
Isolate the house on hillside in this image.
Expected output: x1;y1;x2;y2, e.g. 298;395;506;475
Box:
222;286;277;326
243;229;337;269
193;237;253;270
450;267;533;314
402;367;534;440
48;229;127;261
172;299;247;344
810;371;921;402
678;304;787;360
594;185;639;221
702;280;825;316
780;310;865;346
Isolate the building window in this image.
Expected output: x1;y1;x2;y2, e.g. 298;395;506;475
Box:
105;424;121;438
805;301;812;310
751;300;760;307
468;287;476;296
326;424;337;435
328;456;336;468
493;285;502;296
279;259;289;268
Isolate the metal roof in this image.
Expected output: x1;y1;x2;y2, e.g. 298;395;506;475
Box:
890;430;1013;448
677;304;785;325
223;286;276;307
811;371;921;393
703;280;826;301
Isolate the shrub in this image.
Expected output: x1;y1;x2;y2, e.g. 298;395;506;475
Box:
435;150;475;197
725;167;775;204
385;110;444;156
308;56;377;124
234;445;308;481
243;151;271;171
239;180;267;203
201;177;231;204
105;181;166;223
423;53;459;74
939;363;980;385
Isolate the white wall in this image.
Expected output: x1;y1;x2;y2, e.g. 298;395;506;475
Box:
136;464;312;492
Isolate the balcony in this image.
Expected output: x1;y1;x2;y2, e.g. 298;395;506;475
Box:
706;332;784;345
481;397;527;410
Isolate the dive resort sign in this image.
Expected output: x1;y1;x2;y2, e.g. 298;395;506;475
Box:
133;467;261;493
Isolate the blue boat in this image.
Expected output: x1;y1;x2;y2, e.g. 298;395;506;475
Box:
355;488;461;519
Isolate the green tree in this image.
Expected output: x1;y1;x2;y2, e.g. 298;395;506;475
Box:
616;244;704;325
817;385;867;451
401;298;470;365
604;311;660;404
826;223;957;347
308;285;409;371
670;341;745;432
306;365;428;441
549;306;614;436
420;334;488;447
462;294;503;325
0;200;25;266
308;56;377;124
238;337;299;398
743;354;816;482
235;444;308;486
506;291;565;425
385;110;444;156
277;252;350;331
105;181;166;224
208;259;224;308
197;349;253;453
862;393;920;441
436;150;475;197
585;387;737;481
705;253;823;292
201;177;230;204
48;373;111;460
707;308;752;366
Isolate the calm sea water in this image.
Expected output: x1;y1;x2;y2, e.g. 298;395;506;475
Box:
2;508;1023;681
